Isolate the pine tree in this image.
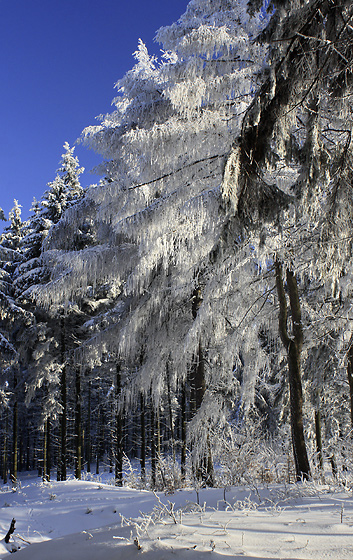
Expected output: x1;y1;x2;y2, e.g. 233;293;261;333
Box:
10;144;86;480
31;0;353;483
219;0;353;480
0;202;31;481
36;0;269;480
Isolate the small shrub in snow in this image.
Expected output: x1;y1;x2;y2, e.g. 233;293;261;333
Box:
122;455;141;489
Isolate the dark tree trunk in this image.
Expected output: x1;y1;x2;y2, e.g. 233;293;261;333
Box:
194;341;206;411
47;418;51;480
86;380;91;473
275;261;311;481
43;418;51;482
157;408;161;461
25;427;30;472
190;284;213;485
315;409;323;470
140;393;146;483
191;285;205;408
3;412;8;483
11;371;18;482
180;382;187;481
19;431;23;473
59;364;67;481
166;363;175;465
96;403;101;475
43;419;48;482
58;316;67;482
330;454;338;477
75;367;82;480
115;365;123;486
151;405;157;489
347;341;353;428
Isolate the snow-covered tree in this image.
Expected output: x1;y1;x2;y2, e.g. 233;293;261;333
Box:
30;0;353;484
14;143;84;301
218;0;353;479
34;0;270;479
0;201;32;481
0;144;86;481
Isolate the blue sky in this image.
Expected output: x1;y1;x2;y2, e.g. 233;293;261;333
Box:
1;0;190;230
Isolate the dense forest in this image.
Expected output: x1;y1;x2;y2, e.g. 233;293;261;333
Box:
1;0;353;490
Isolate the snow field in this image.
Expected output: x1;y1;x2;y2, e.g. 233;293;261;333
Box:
0;473;353;559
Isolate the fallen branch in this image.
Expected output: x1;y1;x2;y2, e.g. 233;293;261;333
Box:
4;518;16;544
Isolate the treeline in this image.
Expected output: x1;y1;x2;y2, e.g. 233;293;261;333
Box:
1;0;353;488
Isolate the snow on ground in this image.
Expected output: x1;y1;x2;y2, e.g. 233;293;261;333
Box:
0;472;353;559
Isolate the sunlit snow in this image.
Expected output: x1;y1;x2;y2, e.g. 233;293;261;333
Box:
1;471;353;559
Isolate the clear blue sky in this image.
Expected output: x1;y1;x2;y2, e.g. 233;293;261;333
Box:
1;0;189;229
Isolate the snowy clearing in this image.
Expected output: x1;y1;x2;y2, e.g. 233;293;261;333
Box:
0;473;352;559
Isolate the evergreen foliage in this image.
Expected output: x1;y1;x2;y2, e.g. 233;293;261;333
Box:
0;0;352;486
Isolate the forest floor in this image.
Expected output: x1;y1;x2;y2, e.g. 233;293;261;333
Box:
0;470;352;559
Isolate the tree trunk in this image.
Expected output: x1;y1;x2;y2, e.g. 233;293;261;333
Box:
151;405;157;489
59;364;67;481
140;393;146;484
330;453;338;477
166;362;175;465
190;284;214;485
86;380;91;473
75;367;82;480
58;316;67;482
115;365;123;486
47;418;51;480
347;341;353;428
96;403;101;475
275;261;311;481
180;382;187;481
3;412;8;483
25;427;30;472
19;431;24;473
194;340;206;411
157;408;161;461
43;419;48;482
11;371;18;482
315;409;323;470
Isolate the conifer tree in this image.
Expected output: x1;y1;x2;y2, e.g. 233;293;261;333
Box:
9;144;86;480
220;0;353;480
36;0;269;480
33;0;353;483
0;201;30;481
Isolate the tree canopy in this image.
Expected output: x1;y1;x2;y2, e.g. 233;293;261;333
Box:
1;0;353;485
